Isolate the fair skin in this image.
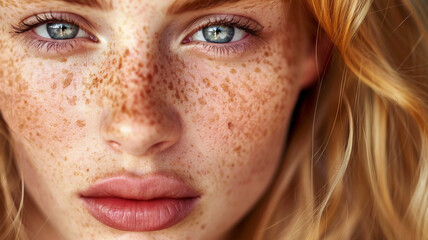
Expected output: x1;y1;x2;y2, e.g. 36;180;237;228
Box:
0;0;321;239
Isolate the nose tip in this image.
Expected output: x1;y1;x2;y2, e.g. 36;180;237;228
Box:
100;108;181;156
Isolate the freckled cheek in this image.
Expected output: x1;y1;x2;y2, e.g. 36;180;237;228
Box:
189;60;299;176
1;68;89;147
196;70;293;134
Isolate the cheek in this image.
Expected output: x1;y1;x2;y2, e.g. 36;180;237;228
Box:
174;40;303;200
197;70;294;169
190;55;297;146
0;51;93;151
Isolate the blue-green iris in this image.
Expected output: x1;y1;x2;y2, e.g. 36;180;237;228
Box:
202;25;235;43
47;23;79;40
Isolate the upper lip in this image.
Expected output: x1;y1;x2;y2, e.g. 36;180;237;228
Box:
80;173;200;200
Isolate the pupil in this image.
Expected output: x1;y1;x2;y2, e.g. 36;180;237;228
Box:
203;26;234;43
47;23;79;40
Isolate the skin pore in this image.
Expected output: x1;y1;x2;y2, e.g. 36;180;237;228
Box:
0;0;318;239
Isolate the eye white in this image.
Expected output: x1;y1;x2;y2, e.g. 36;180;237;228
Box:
191;27;247;43
34;23;89;39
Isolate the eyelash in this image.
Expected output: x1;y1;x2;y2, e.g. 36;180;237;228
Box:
11;12;97;54
190;15;264;36
11;13;263;56
183;15;264;56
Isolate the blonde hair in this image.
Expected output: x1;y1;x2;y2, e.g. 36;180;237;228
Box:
0;117;27;240
1;0;427;239
234;0;428;239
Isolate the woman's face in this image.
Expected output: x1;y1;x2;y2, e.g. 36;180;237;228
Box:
0;0;315;239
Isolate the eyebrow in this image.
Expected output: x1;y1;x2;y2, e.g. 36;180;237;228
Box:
57;0;243;13
59;0;111;10
167;0;244;14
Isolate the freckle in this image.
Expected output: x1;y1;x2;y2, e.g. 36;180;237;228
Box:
202;78;210;87
234;146;242;154
59;58;68;63
51;82;57;89
241;63;246;67
76;120;86;128
221;84;235;100
146;73;153;82
167;82;174;90
63;74;73;88
198;97;207;105
175;90;181;100
255;67;261;73
230;68;236;74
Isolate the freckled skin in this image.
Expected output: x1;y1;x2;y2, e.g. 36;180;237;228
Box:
0;1;315;240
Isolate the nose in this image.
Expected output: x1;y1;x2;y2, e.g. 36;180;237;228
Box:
100;97;181;157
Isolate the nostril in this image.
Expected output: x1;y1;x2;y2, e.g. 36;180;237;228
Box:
107;140;122;152
146;141;170;155
100;107;182;157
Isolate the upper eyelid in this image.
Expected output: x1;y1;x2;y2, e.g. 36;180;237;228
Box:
182;14;264;37
13;12;97;35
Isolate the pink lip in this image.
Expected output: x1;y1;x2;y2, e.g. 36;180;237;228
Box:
80;174;200;232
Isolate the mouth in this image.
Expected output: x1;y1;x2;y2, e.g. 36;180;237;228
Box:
79;174;200;232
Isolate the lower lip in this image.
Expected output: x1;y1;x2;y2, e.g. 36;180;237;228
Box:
81;197;199;231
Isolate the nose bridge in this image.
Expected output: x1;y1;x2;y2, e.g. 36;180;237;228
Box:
100;40;180;157
111;23;161;112
117;45;163;123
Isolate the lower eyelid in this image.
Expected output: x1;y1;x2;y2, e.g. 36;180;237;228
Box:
18;33;98;56
185;36;261;59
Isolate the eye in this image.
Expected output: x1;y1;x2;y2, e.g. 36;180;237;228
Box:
191;25;248;43
34;22;89;40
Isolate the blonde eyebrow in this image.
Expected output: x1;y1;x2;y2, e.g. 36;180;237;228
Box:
167;0;244;14
59;0;112;10
57;0;244;13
